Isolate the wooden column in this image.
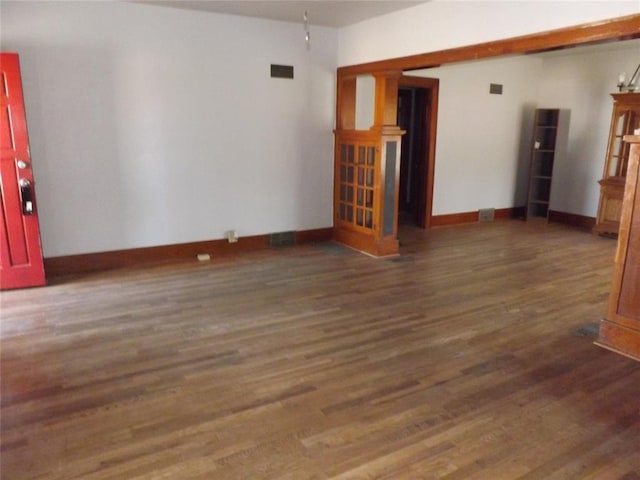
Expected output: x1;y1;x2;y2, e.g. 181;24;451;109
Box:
336;75;356;131
596;135;640;361
333;71;404;257
373;72;401;127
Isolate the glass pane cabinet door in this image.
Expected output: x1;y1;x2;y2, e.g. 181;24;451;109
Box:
337;141;376;232
595;93;640;236
606;108;640;179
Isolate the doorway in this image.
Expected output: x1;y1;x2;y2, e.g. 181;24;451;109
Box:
397;76;438;229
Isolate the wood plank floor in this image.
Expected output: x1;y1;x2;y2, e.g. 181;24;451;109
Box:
1;220;639;479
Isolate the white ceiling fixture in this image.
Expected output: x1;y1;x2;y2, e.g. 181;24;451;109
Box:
303;10;311;49
132;1;429;28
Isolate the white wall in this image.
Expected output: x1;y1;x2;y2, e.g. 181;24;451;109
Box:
338;1;639;67
1;1;337;257
538;41;640;217
411;56;542;214
412;41;640;217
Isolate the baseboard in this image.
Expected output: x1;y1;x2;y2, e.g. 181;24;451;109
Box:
497;206;526;220
44;227;334;278
431;207;525;227
295;227;334;244
548;210;595;231
595;319;640;362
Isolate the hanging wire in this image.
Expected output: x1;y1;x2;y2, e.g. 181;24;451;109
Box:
303;11;311;50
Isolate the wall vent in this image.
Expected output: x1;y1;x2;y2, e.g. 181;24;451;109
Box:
478;208;495;222
270;231;296;247
489;83;503;95
270;64;294;79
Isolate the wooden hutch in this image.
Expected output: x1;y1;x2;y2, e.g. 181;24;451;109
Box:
596;135;640;361
594;93;640;235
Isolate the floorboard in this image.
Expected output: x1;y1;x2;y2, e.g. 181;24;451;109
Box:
1;220;638;479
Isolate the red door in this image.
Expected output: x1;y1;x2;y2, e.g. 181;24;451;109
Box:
0;53;45;290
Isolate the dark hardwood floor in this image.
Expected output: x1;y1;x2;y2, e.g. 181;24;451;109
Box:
1;220;638;479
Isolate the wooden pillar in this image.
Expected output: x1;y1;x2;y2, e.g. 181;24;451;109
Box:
374;126;403;255
373;72;401;127
333;70;404;257
336;75;356;130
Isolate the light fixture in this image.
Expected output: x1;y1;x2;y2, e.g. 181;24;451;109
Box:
303;11;310;50
617;72;627;92
617;63;640;92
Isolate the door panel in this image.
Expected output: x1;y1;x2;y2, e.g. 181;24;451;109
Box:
0;53;45;290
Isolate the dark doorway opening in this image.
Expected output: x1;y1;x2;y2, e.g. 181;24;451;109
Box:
397;76;438;230
397;86;428;227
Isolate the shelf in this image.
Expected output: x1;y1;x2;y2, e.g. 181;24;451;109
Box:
535;109;560;128
527;108;560;221
528;203;549;218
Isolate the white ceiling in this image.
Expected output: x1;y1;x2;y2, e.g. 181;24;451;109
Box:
133;0;429;27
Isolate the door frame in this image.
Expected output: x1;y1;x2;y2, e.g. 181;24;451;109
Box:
398;75;439;228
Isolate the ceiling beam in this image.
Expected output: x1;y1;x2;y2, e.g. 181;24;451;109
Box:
338;14;640;76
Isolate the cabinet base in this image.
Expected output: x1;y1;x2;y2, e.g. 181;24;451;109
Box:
595;319;640;362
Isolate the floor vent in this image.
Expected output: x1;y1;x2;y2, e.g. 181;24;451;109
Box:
575;323;599;337
479;208;495;222
270;231;296;247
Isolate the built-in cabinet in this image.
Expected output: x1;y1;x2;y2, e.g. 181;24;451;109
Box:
527;109;559;220
333;72;405;257
596;135;640;361
594;93;640;236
